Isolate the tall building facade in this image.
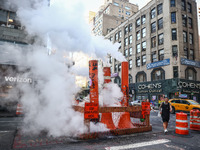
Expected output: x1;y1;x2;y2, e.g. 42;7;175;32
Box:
105;0;200;104
92;0;138;36
0;3;33;115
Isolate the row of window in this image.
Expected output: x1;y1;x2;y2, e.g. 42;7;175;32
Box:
150;4;163;19
136;67;196;83
151;18;163;33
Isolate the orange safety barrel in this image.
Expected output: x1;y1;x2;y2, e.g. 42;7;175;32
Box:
101;67;116;130
175;112;189;135
16;103;23;115
190;109;200;131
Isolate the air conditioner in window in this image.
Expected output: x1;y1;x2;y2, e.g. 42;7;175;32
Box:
183;14;187;18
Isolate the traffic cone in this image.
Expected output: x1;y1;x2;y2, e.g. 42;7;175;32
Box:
101;113;116;130
16;103;23;115
117;112;134;129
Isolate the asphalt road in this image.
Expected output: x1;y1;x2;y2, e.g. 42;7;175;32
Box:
0;111;200;150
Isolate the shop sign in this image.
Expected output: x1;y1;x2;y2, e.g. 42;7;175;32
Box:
84;103;99;119
137;82;162;93
182;90;200;94
181;58;200;68
178;81;200;90
4;76;32;83
146;58;170;70
138;83;162;89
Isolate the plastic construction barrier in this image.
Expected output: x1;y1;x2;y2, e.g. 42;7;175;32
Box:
190;109;200;131
175;112;189;135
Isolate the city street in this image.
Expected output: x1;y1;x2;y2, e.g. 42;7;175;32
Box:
0;111;200;150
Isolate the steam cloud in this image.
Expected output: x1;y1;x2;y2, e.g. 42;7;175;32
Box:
2;0;125;136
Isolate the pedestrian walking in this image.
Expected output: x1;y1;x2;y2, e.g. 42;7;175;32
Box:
159;96;172;133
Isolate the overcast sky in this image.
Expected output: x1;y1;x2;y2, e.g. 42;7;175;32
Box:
84;0;200;35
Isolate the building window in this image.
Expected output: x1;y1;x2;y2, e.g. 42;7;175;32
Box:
110;36;113;41
136;31;141;40
124;37;128;46
170;0;176;7
136;18;140;27
184;47;188;59
182;15;187;27
124;26;128;34
158;49;164;61
136;57;141;67
129;59;132;69
157;4;163;15
142;55;146;66
151;8;156;19
136;72;147;83
172;45;178;57
188;2;192;13
171;12;176;24
151;36;156;48
141;15;146;24
136;44;141;53
142;28;146;38
173;66;178;78
189;49;194;60
115;33;119;41
126;11;130;15
115;64;118;72
185;67;196;80
151;51;157;62
188;17;193;29
119;31;122;39
158;33;164;45
125;6;130;10
124;49;128;57
119;9;121;13
129;23;132;32
151;22;156;33
142;41;146;51
172;28;177;40
158;18;163;30
152;68;165;81
114;2;119;6
129;47;132;56
129;74;133;83
183;31;187;43
118;41;121;49
189;33;193;45
181;0;186;11
129;35;132;44
118;64;121;71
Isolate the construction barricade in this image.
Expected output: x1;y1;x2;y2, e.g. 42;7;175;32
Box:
190;109;200;131
16;103;23;116
175;112;189;135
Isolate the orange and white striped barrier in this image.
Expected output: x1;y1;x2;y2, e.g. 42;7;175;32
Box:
190;109;200;131
175;112;189;135
16;103;23;115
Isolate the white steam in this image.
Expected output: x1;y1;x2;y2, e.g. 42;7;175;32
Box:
2;0;125;136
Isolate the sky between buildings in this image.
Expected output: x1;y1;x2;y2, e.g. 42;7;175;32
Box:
84;0;200;35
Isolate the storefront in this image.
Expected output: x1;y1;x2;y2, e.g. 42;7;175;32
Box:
129;78;200;108
0;64;32;114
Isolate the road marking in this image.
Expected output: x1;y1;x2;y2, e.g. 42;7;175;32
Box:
105;139;170;150
0;131;13;133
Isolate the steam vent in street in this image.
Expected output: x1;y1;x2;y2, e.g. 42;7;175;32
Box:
0;0;200;150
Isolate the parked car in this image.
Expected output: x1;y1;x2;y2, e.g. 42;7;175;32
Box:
169;98;200;114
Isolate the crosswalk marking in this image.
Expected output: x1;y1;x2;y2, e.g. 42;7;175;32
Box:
105;139;170;150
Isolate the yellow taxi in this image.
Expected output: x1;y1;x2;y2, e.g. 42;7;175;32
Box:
169;99;200;114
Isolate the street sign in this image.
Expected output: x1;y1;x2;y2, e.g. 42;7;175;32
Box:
84;103;99;119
